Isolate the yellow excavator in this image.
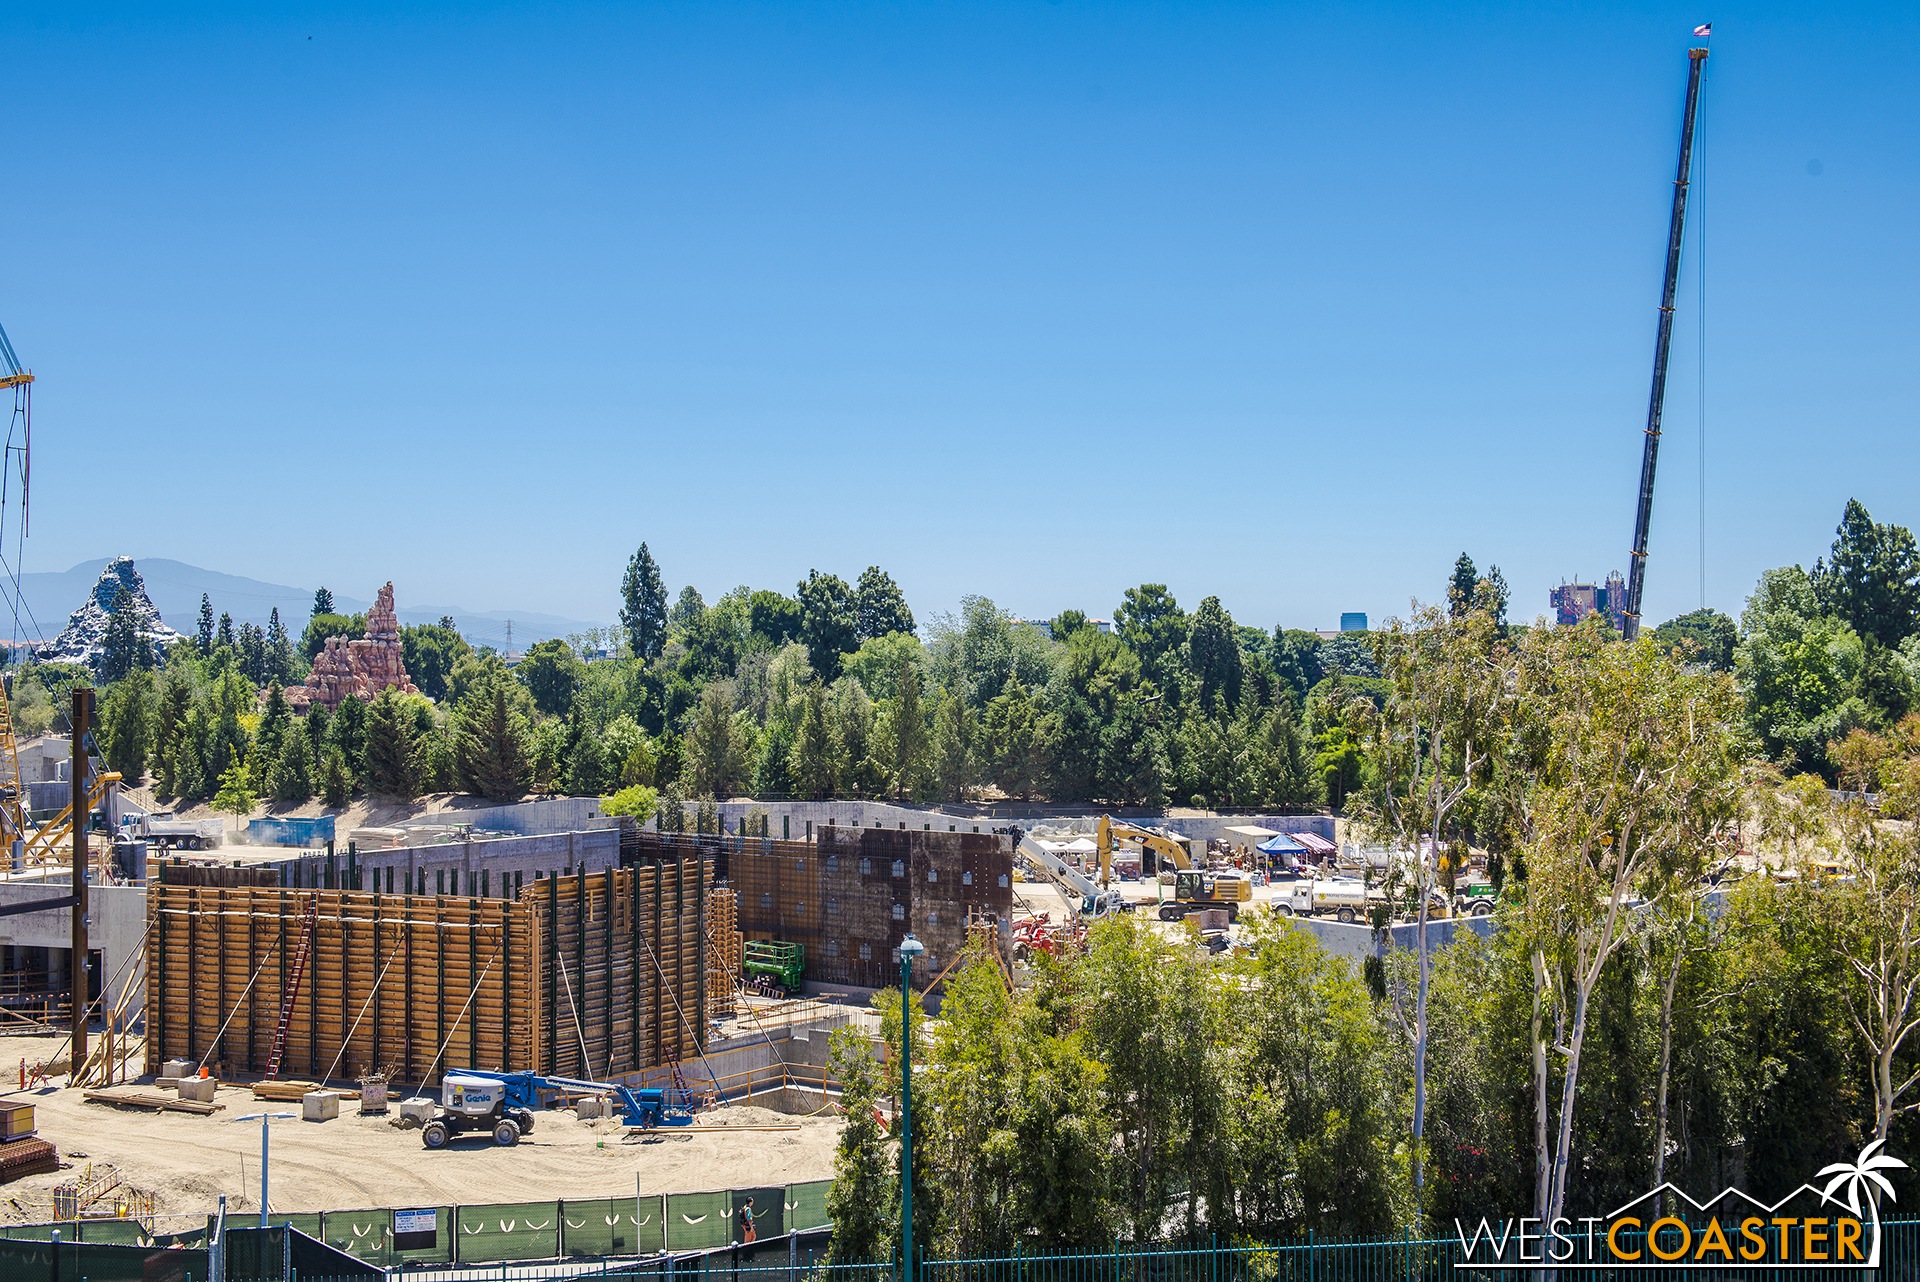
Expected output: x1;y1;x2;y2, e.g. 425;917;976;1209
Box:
1095;815;1196;880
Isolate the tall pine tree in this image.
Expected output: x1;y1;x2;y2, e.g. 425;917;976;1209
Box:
364;688;421;798
455;679;531;802
621;543;669;660
196;594;215;655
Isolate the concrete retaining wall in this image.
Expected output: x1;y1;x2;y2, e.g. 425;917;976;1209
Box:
1279;912;1497;965
274;828;621;896
0;878;147;1021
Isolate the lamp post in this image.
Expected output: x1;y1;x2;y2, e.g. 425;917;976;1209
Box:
236;1112;297;1228
896;933;925;1282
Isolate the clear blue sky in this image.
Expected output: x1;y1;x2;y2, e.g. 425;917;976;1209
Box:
3;2;1914;634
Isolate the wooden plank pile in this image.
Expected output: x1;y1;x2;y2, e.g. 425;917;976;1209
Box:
83;1090;223;1116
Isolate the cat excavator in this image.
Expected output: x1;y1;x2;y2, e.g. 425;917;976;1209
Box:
1095;815;1195;881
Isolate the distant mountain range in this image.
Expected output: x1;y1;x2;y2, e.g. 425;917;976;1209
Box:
12;559;607;651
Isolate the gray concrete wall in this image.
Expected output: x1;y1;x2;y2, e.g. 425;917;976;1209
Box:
1278;912;1497;965
443;798;617;836
697;801;1335;850
0;878;147;1021
272;828;622;896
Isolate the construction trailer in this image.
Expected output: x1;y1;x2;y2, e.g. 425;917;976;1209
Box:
145;857;711;1085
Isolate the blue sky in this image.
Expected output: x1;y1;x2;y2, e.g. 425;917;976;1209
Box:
2;2;1914;634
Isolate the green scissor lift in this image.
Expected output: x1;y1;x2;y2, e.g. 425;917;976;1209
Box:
743;941;806;995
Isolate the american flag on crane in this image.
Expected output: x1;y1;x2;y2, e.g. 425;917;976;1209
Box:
1693;23;1712;36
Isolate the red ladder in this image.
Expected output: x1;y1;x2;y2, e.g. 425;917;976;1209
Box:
263;892;321;1080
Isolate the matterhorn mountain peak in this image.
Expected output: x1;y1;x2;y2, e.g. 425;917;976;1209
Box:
38;556;184;671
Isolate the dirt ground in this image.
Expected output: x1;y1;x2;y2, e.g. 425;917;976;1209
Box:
0;1073;843;1228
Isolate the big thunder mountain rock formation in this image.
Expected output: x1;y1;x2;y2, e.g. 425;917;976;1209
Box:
38;556;184;671
286;581;420;713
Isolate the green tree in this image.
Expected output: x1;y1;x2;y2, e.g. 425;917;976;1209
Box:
264;607;297;683
455;678;532;802
798;570;859;681
925;595;1058;711
1115;584;1188;693
364;687;422;797
1270;628;1326;707
789;683;843;799
564;706;610;795
301;612;366;661
683;683;748;797
196;594;215;656
1186;595;1244;709
401;623;471;701
1448;553;1481;618
100;671;154;784
211;762;256;831
981;676;1046;800
621;543;670;660
152;675;195;798
602;783;660;817
668;584;707;634
825;1024;895;1265
747;589;803;648
879;656;932;800
321;748;352;807
1097;697;1167;806
216;611;235;650
1650;607;1739;670
1812;498;1920;648
100;587;152;682
329;693;371;779
931;692;978;802
311;586;334;617
268;723;314;803
843;632;925;705
1738;566;1869;771
854;566;915;641
517;638;583;716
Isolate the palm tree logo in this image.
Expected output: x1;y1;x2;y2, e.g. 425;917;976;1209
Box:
1817;1138;1908;1265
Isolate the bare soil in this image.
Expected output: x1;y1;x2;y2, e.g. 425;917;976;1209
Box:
0;1078;842;1227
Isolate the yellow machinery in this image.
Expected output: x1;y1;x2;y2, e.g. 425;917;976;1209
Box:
1096;815;1195;881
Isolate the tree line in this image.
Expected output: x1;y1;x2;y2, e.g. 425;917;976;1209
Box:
823;592;1920;1257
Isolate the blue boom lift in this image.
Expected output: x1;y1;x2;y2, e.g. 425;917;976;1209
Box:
416;1070;697;1149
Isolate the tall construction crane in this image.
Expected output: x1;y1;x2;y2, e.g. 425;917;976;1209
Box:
1622;42;1710;640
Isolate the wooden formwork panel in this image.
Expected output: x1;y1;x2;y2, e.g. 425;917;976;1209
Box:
147;887;531;1085
147;861;715;1087
706;889;739;1016
529;860;710;1080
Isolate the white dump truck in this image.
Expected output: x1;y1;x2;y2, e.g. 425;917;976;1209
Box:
134;812;225;851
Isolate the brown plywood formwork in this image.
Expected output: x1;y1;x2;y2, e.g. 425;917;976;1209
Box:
146;859;712;1086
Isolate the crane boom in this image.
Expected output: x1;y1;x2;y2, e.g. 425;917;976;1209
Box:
1623;45;1709;640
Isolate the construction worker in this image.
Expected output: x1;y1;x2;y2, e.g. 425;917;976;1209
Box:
741;1196;757;1243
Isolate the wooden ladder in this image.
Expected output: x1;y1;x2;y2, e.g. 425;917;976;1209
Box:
263;892;321;1080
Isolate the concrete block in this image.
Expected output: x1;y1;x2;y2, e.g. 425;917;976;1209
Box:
177;1076;218;1103
162;1059;193;1080
302;1091;340;1121
576;1096;606;1119
397;1096;437;1126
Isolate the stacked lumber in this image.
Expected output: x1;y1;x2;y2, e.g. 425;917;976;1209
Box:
0;1136;56;1184
706;889;739;1016
83;1090;223;1115
251;1080;360;1103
